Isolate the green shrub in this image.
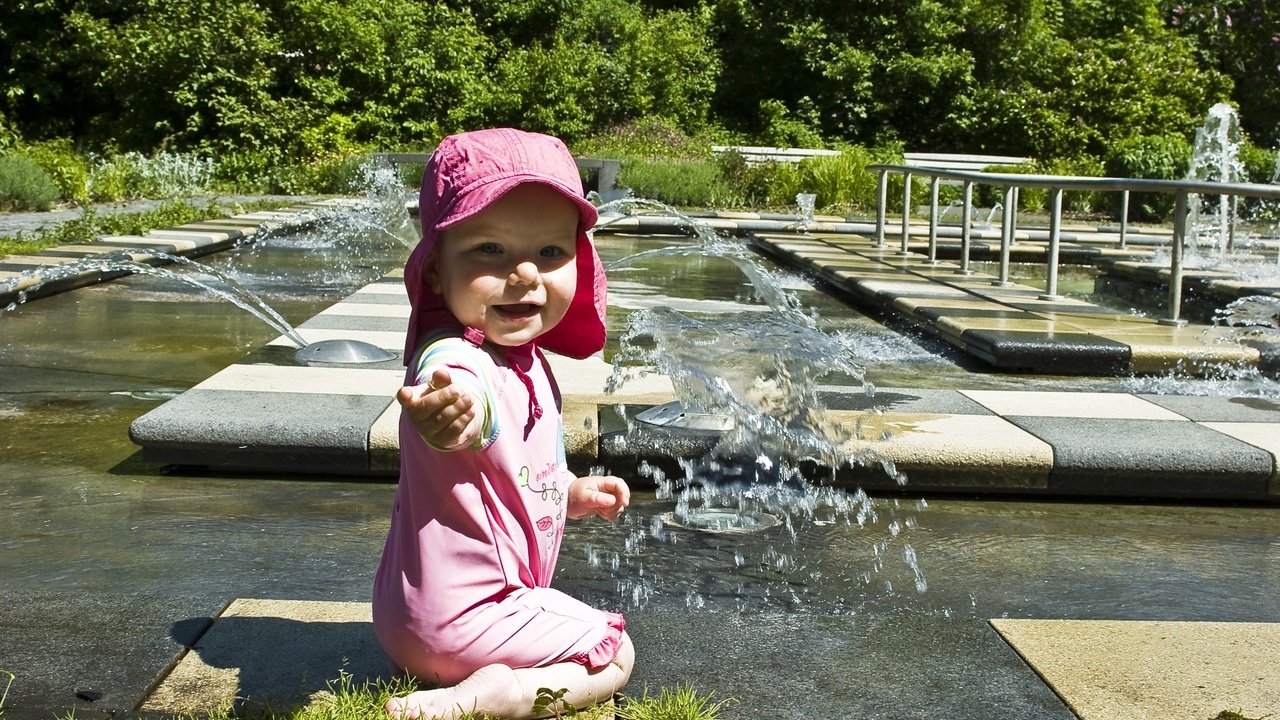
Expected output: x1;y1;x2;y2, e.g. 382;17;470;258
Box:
1239;139;1277;185
577;117;714;161
1104;134;1192;221
86;151;217;200
715;151;803;208
212;149;276;193
87;153;146;201
22;139;89;203
1041;155;1106;214
794;145;883;212
618;157;742;207
0;153;61;211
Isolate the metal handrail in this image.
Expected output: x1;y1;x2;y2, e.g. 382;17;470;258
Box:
868;163;1280;324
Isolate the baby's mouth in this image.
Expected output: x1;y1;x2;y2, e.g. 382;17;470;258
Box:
493;303;540;319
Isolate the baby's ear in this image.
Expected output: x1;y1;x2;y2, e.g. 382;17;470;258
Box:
424;252;441;293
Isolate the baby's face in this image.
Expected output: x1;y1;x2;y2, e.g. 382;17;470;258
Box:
429;184;579;347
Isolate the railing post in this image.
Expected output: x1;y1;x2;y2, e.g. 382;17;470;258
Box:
1119;190;1130;250
928;176;940;263
994;184;1016;287
1228;194;1239;251
1040;187;1064;300
875;168;889;247
900;172;913;254
957;180;974;275
1161;190;1189;326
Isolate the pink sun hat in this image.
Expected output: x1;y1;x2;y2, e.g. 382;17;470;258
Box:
403;128;606;362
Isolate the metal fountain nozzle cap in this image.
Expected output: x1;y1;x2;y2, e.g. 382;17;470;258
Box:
294;339;397;365
633;401;734;435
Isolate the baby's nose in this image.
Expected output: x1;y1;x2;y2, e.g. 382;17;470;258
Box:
509;261;539;285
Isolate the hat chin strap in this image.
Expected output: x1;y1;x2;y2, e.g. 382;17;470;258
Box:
462;325;543;438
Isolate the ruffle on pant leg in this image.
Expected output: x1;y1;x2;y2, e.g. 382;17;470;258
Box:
575;611;626;670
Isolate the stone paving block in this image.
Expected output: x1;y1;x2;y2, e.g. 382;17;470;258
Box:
297;312;408;333
1198;422;1280;494
1138;394;1280;422
141;598;384;715
959;328;1131;374
627;610;1075;720
991;619;1280;720
97;234;197;252
0;591;223;714
961;391;1186;420
191;364;402;395
129;389;394;475
316;302;412;319
833;411;1054;489
1006;416;1274;499
266;327;406;352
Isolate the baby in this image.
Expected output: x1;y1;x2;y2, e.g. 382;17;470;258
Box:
372;128;634;719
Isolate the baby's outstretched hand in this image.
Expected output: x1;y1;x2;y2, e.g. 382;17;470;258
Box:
568;475;631;521
397;368;479;451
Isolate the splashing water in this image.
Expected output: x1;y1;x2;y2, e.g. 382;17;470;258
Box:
3;250;309;348
312;159;419;247
1186;102;1246;261
597;199;926;612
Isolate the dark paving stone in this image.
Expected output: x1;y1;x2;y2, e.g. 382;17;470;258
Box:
1138;394;1280;422
625;609;1074;720
0;592;225;713
1005;416;1274;499
961;329;1131;374
129;390;391;475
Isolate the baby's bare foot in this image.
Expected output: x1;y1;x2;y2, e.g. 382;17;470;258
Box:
385;665;522;720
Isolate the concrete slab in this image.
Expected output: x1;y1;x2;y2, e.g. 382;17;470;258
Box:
1009;416;1275;499
962;390;1188;420
991;619;1280;720
141;598;385;715
0;591;224;714
833;410;1054;489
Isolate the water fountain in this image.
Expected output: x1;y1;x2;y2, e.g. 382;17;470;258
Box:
595;199;928;609
1186;102;1246;260
1;169;411;365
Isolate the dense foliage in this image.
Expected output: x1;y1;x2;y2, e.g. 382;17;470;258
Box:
0;0;1276;208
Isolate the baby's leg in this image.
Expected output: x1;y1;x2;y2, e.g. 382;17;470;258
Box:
387;632;635;719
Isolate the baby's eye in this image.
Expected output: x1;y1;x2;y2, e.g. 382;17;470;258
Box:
539;245;567;258
476;242;501;254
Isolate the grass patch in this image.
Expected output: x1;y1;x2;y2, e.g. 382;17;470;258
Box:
63;674;727;720
0;198;294;257
616;683;736;720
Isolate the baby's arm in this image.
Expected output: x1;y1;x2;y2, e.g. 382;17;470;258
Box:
568;475;630;521
397;368;484;451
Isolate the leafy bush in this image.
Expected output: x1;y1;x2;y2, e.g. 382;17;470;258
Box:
1239;139;1277;185
1104;134;1192;221
1041;155;1106;215
22;139;89;203
577;117;717;161
0;153;61;211
86;151;215;201
794;145;886;212
618;158;742;207
265;152;369;195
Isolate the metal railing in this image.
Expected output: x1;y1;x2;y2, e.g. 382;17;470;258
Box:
867;164;1280;324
